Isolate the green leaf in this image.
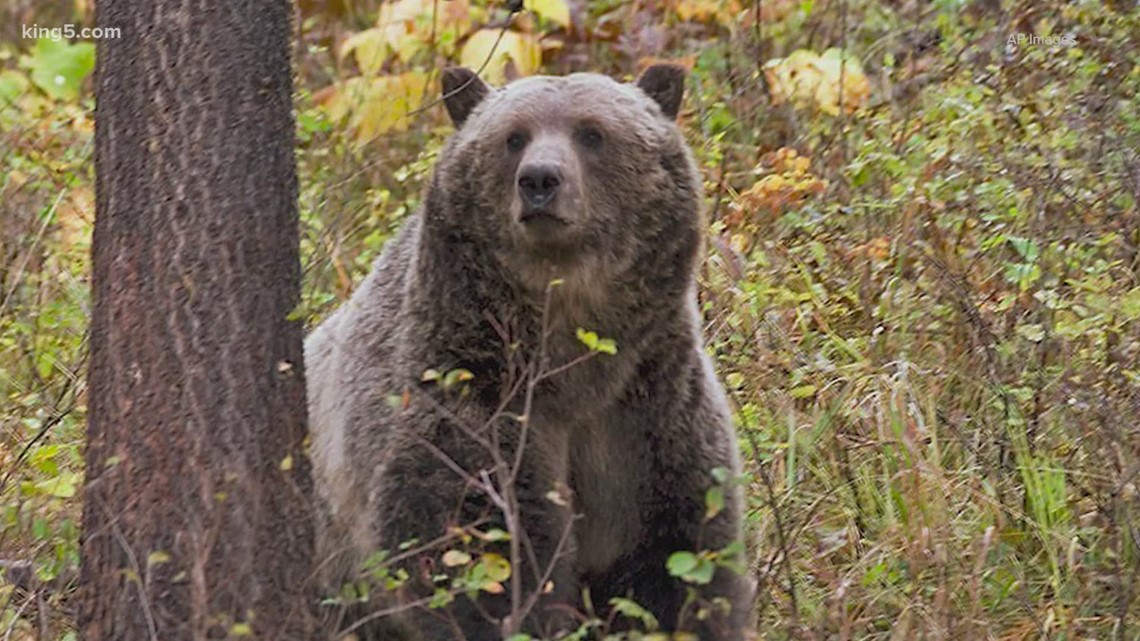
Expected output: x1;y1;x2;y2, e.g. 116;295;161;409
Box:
724;372;745;390
19;38;95;101
667;551;698;577
790;384;817;399
705;485;725;520
361;551;390;572
608;597;659;630
716;541;748;575
1016;323;1046;343
429;587;455;608
442;368;474;388
34;472;78;498
710;466;730;484
384;567;409;590
0;69;30;104
33;517;49;540
1118;287;1140;321
1008;236;1040;262
687;557;716;584
668;550;716;585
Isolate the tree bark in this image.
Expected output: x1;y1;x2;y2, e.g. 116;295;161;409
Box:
79;2;315;640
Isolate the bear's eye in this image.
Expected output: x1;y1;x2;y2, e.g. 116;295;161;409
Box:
577;126;604;150
506;131;528;152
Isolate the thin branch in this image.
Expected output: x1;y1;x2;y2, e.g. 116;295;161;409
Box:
406;1;524;120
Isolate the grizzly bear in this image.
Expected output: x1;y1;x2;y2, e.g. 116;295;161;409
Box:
305;64;752;640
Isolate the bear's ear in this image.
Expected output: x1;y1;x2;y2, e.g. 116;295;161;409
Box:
442;67;491;127
635;63;686;120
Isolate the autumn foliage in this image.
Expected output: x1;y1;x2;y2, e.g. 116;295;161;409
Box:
3;0;1140;639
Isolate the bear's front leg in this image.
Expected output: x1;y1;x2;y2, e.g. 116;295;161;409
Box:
577;357;752;641
372;415;578;641
582;484;750;641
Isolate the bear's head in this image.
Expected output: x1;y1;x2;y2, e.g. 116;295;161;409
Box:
426;65;703;299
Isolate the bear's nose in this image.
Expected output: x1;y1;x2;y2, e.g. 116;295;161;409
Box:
517;163;562;209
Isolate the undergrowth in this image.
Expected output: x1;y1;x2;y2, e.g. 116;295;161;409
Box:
2;0;1139;638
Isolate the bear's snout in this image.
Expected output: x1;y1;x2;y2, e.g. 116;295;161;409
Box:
517;162;563;215
510;131;585;232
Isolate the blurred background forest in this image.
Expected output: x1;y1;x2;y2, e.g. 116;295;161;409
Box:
2;0;1140;639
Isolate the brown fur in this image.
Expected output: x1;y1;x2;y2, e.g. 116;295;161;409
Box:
306;65;752;640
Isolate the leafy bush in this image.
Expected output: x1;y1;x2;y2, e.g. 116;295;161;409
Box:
2;0;1139;638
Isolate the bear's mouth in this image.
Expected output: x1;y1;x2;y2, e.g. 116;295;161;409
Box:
518;208;569;226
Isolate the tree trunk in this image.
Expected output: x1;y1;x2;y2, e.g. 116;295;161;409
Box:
79;1;315;640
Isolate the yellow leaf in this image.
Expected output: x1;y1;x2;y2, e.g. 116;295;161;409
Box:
326;72;429;143
759;174;786;191
34;473;77;498
340;28;389;76
764;48;868;115
374;0;419;63
730;233;749;253
324;76;364;123
526;0;571;28
390;29;425;63
363;0;473;62
442;550;472;567
818;48;870;113
460;30;541;84
545;488;570;506
764;49;824;109
379;0;430;23
479;553;512;582
673;0;740;23
674;0;718;21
